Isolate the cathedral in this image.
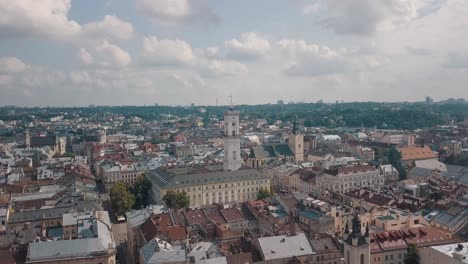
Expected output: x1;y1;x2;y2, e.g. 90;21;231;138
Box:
344;212;371;264
248;120;304;169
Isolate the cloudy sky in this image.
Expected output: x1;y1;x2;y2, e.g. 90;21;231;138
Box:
1;0;468;106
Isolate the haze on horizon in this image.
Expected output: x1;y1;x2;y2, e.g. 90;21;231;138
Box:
1;0;468;107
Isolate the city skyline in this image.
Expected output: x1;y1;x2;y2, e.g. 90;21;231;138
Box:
1;0;468;106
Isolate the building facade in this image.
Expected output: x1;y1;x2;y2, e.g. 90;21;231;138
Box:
147;166;270;207
223;107;241;171
317;165;384;194
344;214;370;264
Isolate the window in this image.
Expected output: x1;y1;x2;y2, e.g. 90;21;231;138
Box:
233;151;237;160
232;122;236;126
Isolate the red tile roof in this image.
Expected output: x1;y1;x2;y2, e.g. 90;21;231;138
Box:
184;209;209;226
399;146;437;161
220;208;245;223
370;226;456;253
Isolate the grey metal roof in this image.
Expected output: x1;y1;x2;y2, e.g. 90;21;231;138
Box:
256;233;314;261
27;213;115;261
8;201;102;224
27;238;111;261
442;165;468;184
431;206;468;227
30;136;56;147
140;239;186;264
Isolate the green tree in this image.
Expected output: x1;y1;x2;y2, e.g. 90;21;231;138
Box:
387;147;407;180
257;187;271;200
110;182;135;215
131;175;151;209
162;190;190;209
404;244;420;264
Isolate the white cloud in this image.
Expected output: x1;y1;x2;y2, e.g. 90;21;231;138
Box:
82;15;134;41
136;0;219;25
0;0;81;40
69;71;92;85
198;59;248;78
305;0;445;35
225;32;271;61
0;57;30;73
170;72;205;88
0;0;134;43
142;36;195;66
78;48;94;65
79;40;131;68
140;36;247;78
202;47;220;59
445;53;468;69
302;3;320;15
278;39;347;76
137;0;190;20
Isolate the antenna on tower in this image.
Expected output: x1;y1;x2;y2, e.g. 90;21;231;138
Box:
228;94;234;109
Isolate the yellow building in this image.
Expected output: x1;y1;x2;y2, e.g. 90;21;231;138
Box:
147;165;270;207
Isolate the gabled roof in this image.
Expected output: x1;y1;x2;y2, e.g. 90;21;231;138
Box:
398;146;437;161
30;136;56;147
249;144;294;159
250;145;276;159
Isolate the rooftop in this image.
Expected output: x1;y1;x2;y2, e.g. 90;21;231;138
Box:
398;146;437;161
27;212;115;262
429;242;468;263
147;165;266;189
256;233;314;261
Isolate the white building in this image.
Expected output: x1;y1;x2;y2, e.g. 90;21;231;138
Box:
37;166;54;180
317;164;384;194
252;233;315;264
96;160;146;190
420;242;468;264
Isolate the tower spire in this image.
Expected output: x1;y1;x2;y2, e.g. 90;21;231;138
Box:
292;116;298;135
228;94;233;109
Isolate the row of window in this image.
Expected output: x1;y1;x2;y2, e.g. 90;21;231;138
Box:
175;181;267;193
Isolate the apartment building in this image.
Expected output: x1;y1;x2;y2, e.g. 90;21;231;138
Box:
317;164;384;194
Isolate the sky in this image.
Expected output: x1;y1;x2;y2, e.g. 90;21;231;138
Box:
1;0;468;106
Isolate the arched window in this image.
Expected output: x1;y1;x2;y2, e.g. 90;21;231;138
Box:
360;253;365;264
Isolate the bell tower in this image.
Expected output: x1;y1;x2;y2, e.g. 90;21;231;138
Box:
288;118;304;163
25;129;31;149
223;107;241;171
344;212;370;264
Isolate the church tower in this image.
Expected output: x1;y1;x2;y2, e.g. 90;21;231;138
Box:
25;129;31;149
288;119;304;163
344;213;370;264
223;107;241;171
